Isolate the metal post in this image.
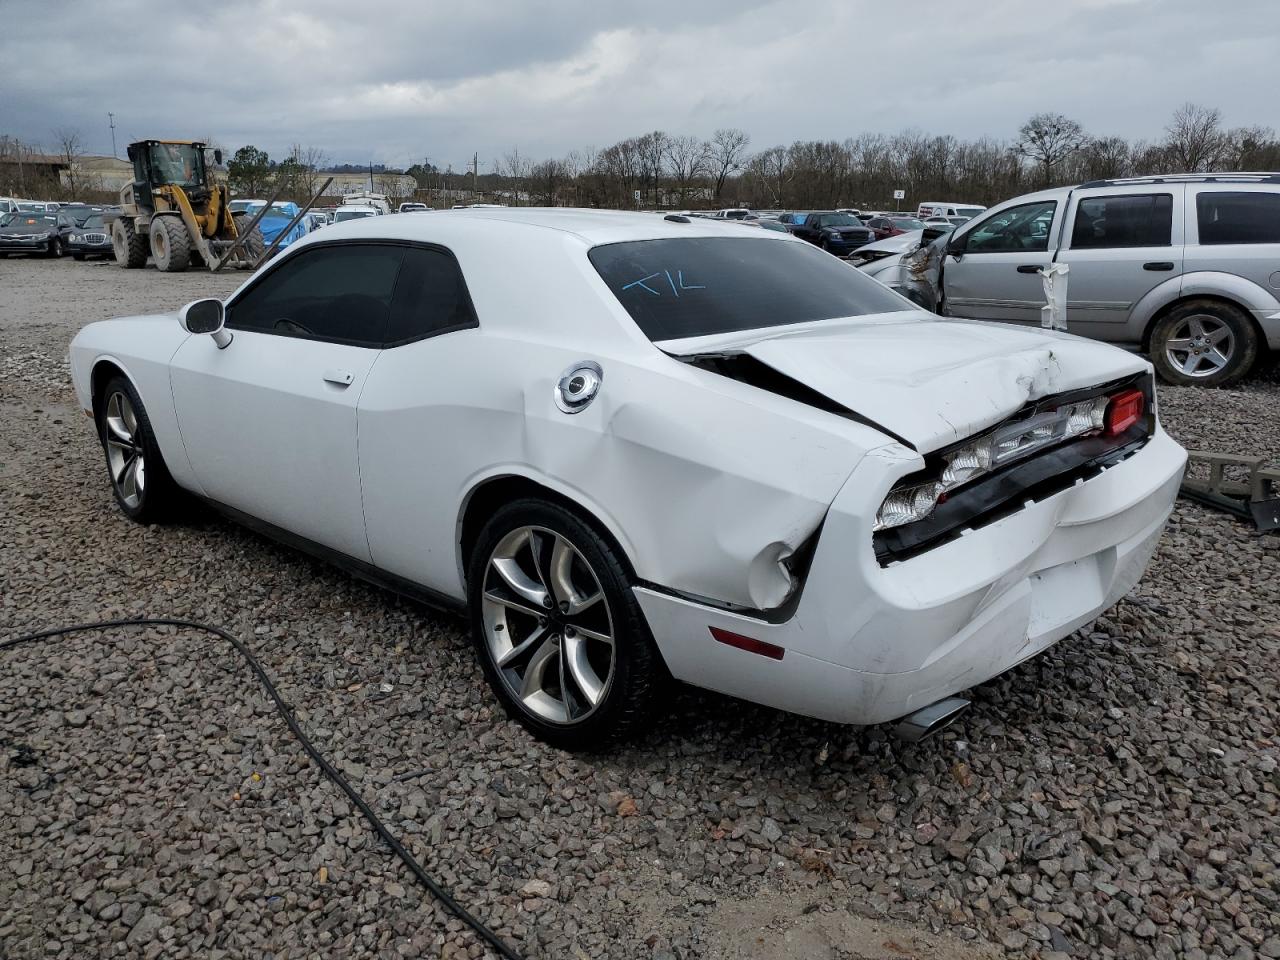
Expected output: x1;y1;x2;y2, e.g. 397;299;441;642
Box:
251;177;334;269
212;183;287;271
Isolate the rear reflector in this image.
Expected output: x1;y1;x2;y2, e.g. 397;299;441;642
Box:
709;626;785;661
1105;389;1145;436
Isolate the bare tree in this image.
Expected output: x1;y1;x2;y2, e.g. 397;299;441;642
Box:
1164;103;1229;172
500;146;531;206
1227;125;1280;171
1017;113;1085;186
707;128;750;202
289;143;329;198
746;146;791;207
53;127;84;197
664;135;709;205
1077;136;1132;181
634;131;669;206
527;158;569;205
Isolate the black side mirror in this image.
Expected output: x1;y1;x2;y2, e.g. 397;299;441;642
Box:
946;235;966;258
213;149;223;165
179;298;232;349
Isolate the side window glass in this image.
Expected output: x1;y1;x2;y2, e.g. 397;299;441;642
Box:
1196;191;1280;245
964;201;1057;253
1071;194;1172;249
385;247;477;345
227;244;404;346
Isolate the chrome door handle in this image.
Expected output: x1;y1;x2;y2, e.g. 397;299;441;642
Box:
323;369;354;386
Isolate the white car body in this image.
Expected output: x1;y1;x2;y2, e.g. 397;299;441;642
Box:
68;209;1185;731
918;201;987;220
331;205;379;223
341;193;391;215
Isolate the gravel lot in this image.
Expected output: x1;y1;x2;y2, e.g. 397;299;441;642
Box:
2;255;1278;960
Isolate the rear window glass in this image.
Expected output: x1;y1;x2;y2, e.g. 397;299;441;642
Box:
589;237;910;342
1071;193;1172;249
1196;191;1280;245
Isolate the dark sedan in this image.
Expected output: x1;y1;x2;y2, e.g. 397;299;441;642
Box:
786;211;875;256
0;212;63;257
63;210;114;260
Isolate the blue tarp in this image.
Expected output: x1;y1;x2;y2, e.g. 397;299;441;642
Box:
246;201;307;249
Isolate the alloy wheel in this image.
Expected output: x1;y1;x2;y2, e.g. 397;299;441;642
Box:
1164;314;1234;379
481;525;615;724
104;391;146;509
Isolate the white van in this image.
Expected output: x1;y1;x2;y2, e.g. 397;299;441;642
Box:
341;192;391;215
917;201;986;221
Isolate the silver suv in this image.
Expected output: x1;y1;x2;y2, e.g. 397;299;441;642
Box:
940;173;1280;386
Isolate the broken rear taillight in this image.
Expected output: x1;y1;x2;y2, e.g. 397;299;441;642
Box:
1105;389;1145;436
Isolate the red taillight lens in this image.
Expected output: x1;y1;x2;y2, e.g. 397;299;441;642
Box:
709;626;785;661
1105;389;1144;436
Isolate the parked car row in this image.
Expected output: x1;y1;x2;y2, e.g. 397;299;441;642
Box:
1;202;119;259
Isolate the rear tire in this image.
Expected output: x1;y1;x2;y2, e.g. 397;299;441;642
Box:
96;376;183;524
231;213;266;264
112;219;148;268
150;216;191;272
467;498;663;750
1150;299;1258;387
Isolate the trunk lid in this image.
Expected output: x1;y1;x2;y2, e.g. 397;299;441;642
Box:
667;315;1149;452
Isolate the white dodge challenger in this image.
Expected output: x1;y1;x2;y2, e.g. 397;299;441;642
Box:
69;209;1187;749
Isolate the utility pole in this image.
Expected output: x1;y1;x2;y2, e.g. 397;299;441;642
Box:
472;152;479;199
108;112;117;158
368;162;374;192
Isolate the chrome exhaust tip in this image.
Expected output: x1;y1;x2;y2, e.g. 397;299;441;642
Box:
892;697;970;743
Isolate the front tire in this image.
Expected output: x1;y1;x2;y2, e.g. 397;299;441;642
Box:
467;499;663;750
73;251;85;261
47;237;63;258
96;376;183;523
150;216;191;272
1150;299;1258;387
231;213;266;264
112;219;148;268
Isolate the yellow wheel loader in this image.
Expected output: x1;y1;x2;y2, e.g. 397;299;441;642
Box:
108;140;264;272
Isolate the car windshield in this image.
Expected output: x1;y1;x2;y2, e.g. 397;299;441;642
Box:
334;209;374;222
2;213;54;229
80;214;104;229
71;209;102;226
956;207;985;218
589;236;911;342
892;217;925;229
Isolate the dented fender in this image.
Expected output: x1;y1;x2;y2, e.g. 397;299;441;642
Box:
355;333;886;610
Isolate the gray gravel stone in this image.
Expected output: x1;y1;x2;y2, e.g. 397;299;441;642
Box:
2;258;1280;959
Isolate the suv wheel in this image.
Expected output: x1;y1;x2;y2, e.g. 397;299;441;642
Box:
1150;299;1259;387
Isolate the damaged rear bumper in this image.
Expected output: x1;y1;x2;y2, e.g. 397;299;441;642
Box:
634;426;1186;726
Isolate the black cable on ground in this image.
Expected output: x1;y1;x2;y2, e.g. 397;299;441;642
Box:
0;617;528;960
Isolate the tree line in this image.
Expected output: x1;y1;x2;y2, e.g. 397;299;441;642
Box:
5;103;1279;210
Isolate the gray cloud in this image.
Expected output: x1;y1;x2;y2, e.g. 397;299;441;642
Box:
3;0;1276;168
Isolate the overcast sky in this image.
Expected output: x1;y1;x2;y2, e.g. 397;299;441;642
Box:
4;0;1276;170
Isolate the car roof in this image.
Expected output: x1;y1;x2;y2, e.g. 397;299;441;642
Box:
306;206;785;247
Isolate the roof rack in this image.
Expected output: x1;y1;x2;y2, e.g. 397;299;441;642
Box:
1079;172;1280;188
